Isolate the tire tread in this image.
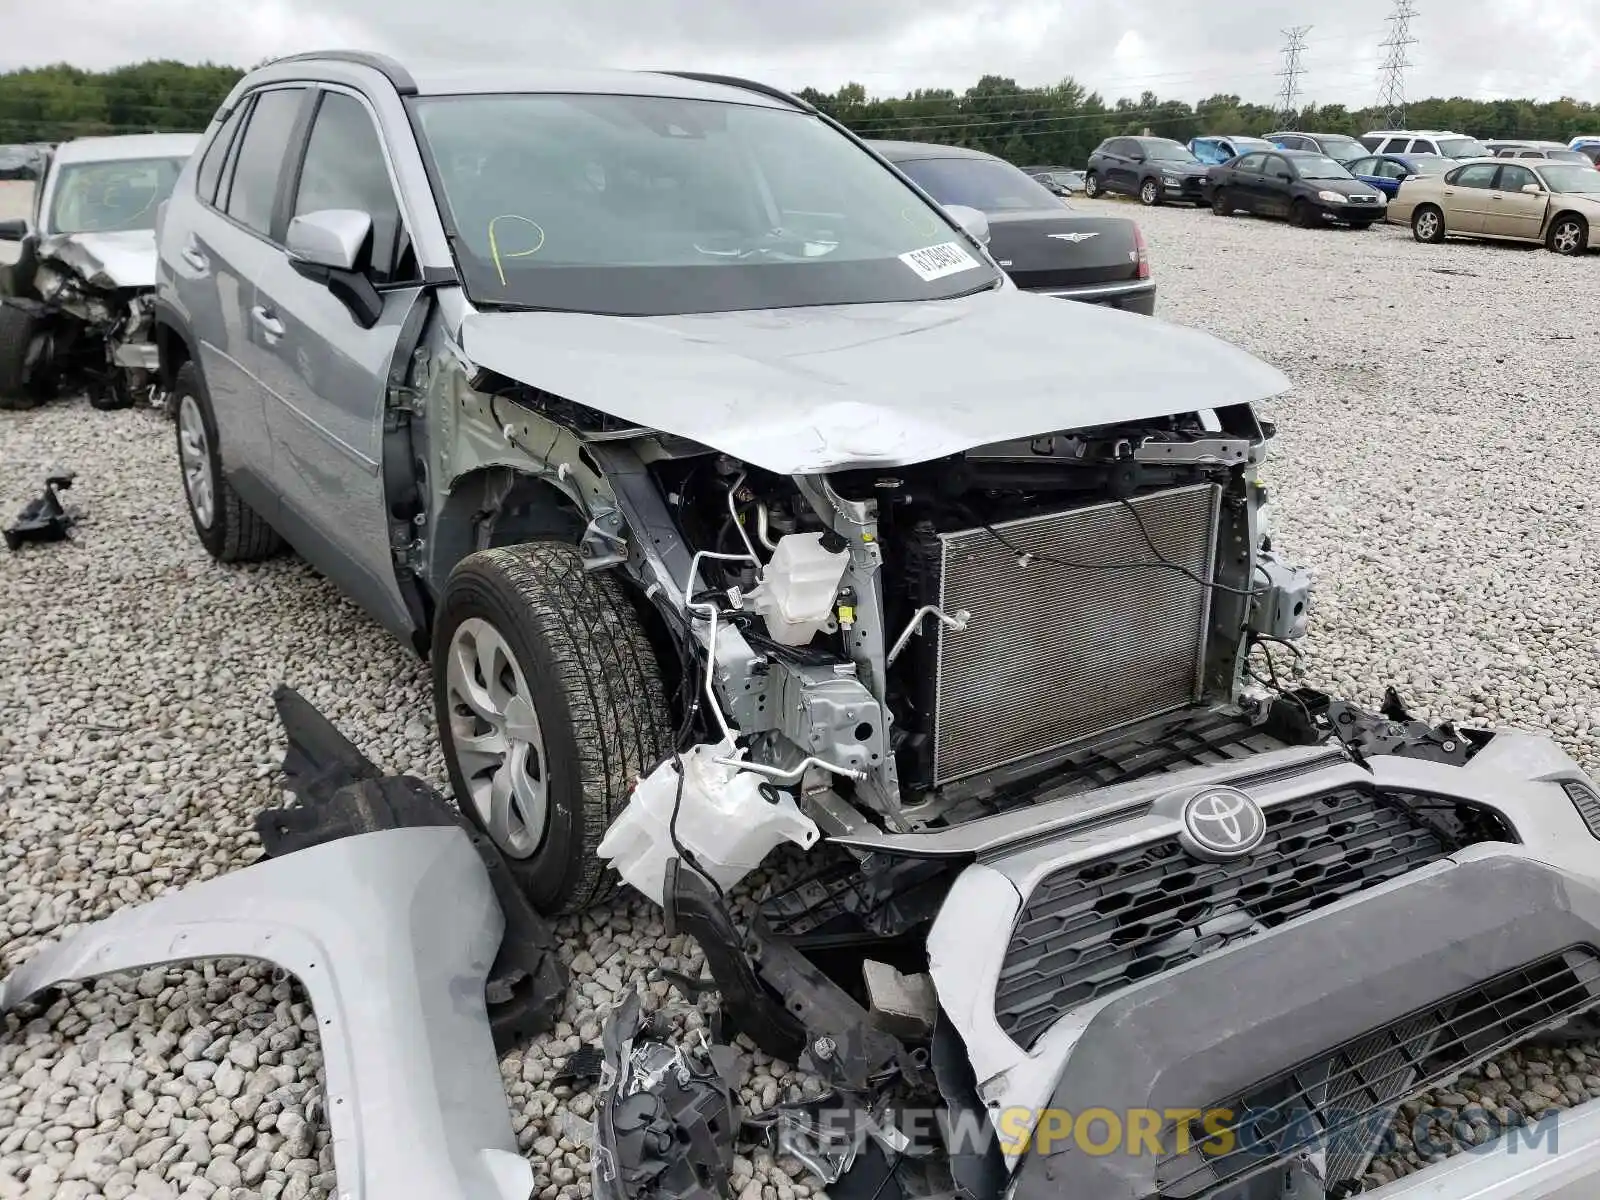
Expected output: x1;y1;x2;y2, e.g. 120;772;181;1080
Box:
442;542;672;913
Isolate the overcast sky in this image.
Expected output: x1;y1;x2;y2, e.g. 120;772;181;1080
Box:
4;0;1597;108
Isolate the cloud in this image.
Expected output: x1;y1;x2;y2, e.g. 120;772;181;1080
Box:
2;0;1595;108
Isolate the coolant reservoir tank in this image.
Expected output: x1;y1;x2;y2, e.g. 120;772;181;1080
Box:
750;532;850;646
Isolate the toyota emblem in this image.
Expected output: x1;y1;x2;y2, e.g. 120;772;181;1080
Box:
1179;786;1267;861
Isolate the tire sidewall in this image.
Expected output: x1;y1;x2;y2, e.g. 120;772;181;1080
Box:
432;560;594;914
173;361;230;559
1140;178;1160;206
1212;189;1229;215
1084;172;1101;198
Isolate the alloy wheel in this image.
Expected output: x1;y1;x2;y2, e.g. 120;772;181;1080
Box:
445;616;548;859
177;393;215;529
1415;211;1441;241
1552;220;1583;255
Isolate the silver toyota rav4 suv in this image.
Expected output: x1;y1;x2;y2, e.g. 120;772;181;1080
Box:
155;51;1600;1200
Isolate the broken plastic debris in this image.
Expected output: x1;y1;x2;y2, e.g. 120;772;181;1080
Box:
593;991;742;1200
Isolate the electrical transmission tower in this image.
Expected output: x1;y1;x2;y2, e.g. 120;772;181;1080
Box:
1276;26;1311;124
1377;0;1418;128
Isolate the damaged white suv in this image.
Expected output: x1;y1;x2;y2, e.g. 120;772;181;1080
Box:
0;132;200;409
149;52;1600;1200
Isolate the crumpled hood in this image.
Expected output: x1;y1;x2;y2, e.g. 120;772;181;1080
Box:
39;230;157;290
459;289;1290;475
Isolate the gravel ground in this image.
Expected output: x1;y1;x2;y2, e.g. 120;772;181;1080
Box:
2;199;1599;1200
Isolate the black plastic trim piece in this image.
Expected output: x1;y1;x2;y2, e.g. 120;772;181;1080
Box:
268;50;419;95
657;72;814;112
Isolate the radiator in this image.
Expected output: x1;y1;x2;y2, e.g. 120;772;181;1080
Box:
931;483;1221;786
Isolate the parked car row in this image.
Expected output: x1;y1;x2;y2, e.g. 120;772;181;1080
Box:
1077;128;1600;255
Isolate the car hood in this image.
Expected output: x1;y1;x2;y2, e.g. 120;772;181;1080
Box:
38;230;157;289
458;290;1290;475
1152;161;1209;175
1308;178;1386;199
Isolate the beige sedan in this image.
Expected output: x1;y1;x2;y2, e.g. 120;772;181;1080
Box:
1388;156;1600;255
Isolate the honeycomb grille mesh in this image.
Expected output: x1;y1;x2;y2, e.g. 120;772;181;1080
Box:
993;787;1466;1049
932;484;1219;786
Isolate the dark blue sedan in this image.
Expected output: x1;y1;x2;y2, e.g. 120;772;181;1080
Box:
1343;152;1452;197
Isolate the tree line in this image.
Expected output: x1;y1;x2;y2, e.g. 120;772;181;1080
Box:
1;60;1597;170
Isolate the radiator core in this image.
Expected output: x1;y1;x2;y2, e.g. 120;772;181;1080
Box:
931;483;1221;786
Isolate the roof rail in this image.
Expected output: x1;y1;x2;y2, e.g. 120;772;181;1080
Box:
265;50;418;96
656;71;814;113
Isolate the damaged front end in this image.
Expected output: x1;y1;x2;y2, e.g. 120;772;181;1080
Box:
3;233;164;410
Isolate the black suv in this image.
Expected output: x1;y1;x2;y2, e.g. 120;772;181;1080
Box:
1085;136;1210;205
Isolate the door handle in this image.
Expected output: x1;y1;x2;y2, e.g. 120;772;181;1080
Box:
180;246;208;271
1490;194;1503;201
251;306;285;338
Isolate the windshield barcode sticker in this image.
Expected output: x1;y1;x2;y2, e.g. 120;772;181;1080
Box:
899;241;980;282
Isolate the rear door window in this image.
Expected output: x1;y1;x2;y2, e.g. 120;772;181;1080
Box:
224;87;309;239
195;104;247;206
1450;163;1501;189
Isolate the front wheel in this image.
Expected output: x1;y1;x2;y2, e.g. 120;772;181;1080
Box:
1548;214;1587;256
0;303;54;410
433;542;672;914
1212;188;1232;216
1083;172;1102;199
1139;178;1161;206
1290;199;1314;228
1412;205;1445;243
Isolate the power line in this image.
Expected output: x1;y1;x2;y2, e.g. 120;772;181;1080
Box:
1276;26;1311;124
1377;0;1419;127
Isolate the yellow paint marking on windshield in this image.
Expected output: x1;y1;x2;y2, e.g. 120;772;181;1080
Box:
488;215;546;287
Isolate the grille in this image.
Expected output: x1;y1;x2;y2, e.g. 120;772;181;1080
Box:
994;786;1480;1049
1156;948;1600;1198
932;484;1220;786
1563;779;1600;839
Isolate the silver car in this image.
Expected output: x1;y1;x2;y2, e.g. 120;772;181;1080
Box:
153;51;1600;1200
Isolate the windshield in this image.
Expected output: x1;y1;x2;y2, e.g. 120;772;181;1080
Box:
1316;136;1368;162
1539;164;1600;193
895;156;1061;212
411;93;1001;316
1297;155;1353;180
1437;137;1490;159
47;157;187;234
1143;140;1199;163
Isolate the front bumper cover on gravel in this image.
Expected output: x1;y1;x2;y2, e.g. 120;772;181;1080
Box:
0;826;534;1200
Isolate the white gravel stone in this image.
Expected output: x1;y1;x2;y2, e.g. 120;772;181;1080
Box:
2;199;1598;1200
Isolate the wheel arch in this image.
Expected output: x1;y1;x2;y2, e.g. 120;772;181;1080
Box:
152;299;199;391
430;466;587;595
428;462;690;734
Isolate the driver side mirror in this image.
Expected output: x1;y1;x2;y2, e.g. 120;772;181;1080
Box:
286;209;383;329
1277;172;1294;181
1130;152;1146;163
0;218;27;242
1521;183;1545;195
943;204;991;246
